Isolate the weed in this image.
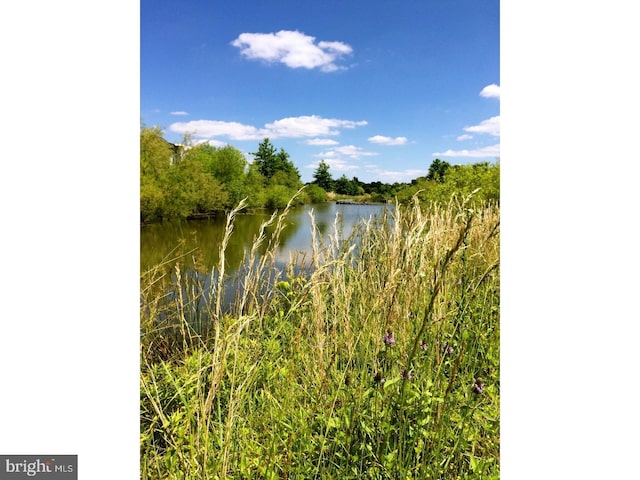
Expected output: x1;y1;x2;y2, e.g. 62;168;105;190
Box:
141;192;500;479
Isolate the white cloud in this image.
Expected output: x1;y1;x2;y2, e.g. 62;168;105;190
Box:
305;158;359;173
463;116;500;137
371;168;426;183
368;135;408;145
170;111;189;116
304;160;425;183
265;115;367;137
318;41;352;54
169;115;367;140
193;138;228;148
436;113;499;160
480;84;500;99
231;30;353;72
317;145;378;160
304;138;339;146
432;143;501;158
169;120;261;140
307;145;379;174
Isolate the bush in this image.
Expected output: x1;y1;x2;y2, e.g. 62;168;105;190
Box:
265;185;297;209
304;184;328;203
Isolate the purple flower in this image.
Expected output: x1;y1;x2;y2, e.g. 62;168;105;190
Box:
383;330;396;346
402;369;413;381
420;340;428;351
373;371;385;386
443;342;454;355
472;378;485;394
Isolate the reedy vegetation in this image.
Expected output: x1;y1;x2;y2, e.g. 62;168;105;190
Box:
141;191;500;479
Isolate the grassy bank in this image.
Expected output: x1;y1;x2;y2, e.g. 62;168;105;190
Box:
140;192;500;479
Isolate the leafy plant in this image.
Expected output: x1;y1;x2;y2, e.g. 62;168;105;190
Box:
141;192;500;479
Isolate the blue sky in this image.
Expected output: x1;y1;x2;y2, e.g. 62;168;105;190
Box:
141;0;499;183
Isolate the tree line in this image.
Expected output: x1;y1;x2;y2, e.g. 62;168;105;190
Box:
141;127;327;222
141;126;499;222
311;157;499;205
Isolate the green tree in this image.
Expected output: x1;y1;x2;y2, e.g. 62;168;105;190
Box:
140;127;234;221
426;158;451;183
304;184;329;203
163;154;228;217
140;126;173;222
351;176;366;195
274;149;301;180
241;163;267;208
184;143;247;207
251;138;278;180
251;138;301;184
312;160;334;191
214;145;246;180
265;184;294;209
395;161;500;206
334;174;360;195
269;170;302;189
213;145;248;207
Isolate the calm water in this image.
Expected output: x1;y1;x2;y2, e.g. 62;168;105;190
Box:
140;202;388;275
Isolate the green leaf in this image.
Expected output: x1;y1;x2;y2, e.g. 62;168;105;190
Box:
327;417;340;429
383;376;401;391
470;455;478;472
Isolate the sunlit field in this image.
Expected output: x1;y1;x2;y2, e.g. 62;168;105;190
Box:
141;193;500;479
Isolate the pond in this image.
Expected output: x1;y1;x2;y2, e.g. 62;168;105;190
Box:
140;202;389;276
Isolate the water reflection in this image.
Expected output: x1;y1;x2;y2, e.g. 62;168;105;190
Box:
140;202;388;274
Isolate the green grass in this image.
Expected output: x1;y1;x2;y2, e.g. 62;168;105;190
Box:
140;191;500;479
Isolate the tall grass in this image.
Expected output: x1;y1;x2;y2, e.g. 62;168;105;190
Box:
140;192;500;479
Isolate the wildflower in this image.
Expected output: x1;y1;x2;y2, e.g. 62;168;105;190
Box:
383;329;395;346
402;369;413;381
373;371;385;386
472;377;485;394
420;340;428;351
443;342;454;355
